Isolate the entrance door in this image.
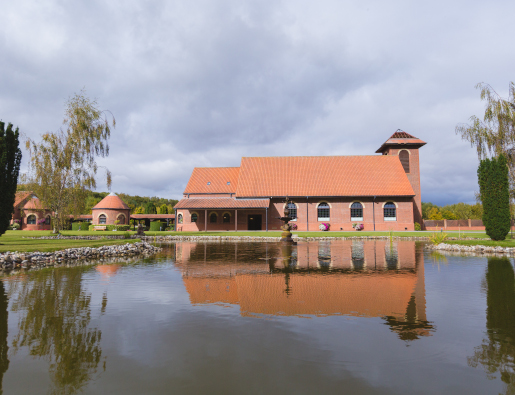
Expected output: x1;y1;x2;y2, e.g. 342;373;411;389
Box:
247;214;262;231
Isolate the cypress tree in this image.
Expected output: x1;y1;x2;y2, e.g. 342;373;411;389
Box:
0;122;22;237
145;202;157;214
478;154;511;240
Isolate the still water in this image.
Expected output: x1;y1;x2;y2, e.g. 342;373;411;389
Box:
0;240;513;394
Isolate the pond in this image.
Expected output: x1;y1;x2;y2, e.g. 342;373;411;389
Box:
0;240;514;394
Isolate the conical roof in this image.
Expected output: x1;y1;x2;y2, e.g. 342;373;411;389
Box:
92;193;130;210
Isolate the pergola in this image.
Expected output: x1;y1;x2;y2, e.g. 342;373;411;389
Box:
174;198;270;231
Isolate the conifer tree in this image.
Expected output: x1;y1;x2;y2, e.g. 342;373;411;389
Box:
478;154;511;240
0;122;22;237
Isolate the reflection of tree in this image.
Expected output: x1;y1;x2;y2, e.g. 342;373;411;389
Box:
0;281;9;395
9;267;102;395
468;257;515;394
384;295;435;342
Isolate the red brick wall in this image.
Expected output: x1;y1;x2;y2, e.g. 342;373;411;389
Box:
177;197;414;232
385;147;423;227
20;210;53;230
92;209;131;225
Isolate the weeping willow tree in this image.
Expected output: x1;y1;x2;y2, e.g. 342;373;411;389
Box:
25;91;115;232
456;82;515;190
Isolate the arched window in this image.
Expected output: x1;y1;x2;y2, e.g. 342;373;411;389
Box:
27;215;36;225
384;202;396;221
399;150;410;173
210;213;217;223
191;213;198;223
99;214;107;224
223;213;230;223
45;216;51;225
318;202;330;221
350;202;363;221
287;202;297;221
178;214;183;224
117;214;126;224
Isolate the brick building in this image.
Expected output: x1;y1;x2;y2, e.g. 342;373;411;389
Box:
174;131;426;232
11;192;53;230
91;193;131;226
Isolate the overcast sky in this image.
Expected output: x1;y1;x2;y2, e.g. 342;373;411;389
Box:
1;0;513;205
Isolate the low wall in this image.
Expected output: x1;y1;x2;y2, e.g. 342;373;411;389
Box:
423;219;486;231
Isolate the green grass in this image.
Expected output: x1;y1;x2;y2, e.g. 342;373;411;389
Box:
443;239;515;247
0;231;140;253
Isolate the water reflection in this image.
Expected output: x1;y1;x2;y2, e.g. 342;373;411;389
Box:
174;240;435;341
0;282;9;395
469;257;515;393
8;267;102;395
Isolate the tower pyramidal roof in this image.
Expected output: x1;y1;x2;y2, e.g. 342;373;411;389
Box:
92;193;130;210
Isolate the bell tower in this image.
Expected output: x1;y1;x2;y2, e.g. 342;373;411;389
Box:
376;130;427;226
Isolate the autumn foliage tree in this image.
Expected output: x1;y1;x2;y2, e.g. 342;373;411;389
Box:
25;91;115;232
0;122;22;237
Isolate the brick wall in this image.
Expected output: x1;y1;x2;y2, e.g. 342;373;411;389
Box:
92;209;131;225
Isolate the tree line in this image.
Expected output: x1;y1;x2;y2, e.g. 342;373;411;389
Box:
422;202;483;220
84;192;178;215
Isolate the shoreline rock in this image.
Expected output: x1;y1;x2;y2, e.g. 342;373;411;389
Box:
426;242;515;255
0;242;162;272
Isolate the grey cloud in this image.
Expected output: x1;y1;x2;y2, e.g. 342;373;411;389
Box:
1;0;514;203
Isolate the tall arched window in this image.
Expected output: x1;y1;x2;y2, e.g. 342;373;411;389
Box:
287;202;297;221
318;202;330;221
117;214;126;224
350;202;363;221
45;216;51;225
399;150;410;173
223;213;230;223
99;214;107;224
178;214;183;224
191;213;198;223
384;202;396;221
27;215;36;225
210;213;217;223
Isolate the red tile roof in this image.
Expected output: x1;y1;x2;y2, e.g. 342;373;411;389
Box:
130;214;175;219
92;193;130;210
23;197;47;210
376;130;426;153
14;191;31;208
184;167;239;194
175;198;270;209
235;156;415;197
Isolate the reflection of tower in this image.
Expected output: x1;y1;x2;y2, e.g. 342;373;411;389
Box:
383;246;434;341
468;257;515;390
0;281;9;394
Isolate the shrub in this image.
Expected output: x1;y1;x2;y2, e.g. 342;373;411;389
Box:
414;222;421;231
12;223;20;230
123;231;131;239
478;154;511;241
88;224;131;231
72;221;89;231
319;223;330;231
429;232;448;245
149;221;166;231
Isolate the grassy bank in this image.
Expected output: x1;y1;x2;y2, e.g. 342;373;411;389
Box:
442;239;515;247
0;231;140;253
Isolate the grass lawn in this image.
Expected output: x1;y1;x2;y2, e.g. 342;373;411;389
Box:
442;239;515;247
0;231;139;253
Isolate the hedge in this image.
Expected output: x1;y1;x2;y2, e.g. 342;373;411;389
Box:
149;221;166;231
72;222;89;231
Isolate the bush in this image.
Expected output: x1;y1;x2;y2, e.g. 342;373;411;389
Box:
149;221;166;231
123;232;131;239
478;154;511;241
319;223;330;231
414;222;421;231
12;223;20;230
429;232;448;245
72;221;89;231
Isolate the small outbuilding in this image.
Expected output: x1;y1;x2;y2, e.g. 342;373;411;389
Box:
91;193;131;226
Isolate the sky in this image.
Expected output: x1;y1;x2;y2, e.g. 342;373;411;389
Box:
1;0;514;205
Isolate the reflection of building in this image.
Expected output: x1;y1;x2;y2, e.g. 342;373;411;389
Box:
11;192;52;230
175;131;426;232
174;240;434;340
